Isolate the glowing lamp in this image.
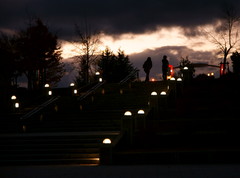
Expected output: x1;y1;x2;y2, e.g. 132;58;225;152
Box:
70;83;75;87
11;95;17;100
48;91;52;96
44;84;50;88
124;111;132;116
103;138;111;144
183;66;188;70
137;110;145;115
15;102;19;108
99;78;103;82
177;78;182;81
211;72;214;76
170;77;175;81
160;91;167;95
74;89;77;94
95;71;100;75
151;91;157;96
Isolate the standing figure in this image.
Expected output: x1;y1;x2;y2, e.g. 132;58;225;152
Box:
162;55;169;80
143;57;152;82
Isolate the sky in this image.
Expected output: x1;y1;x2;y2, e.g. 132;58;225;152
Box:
1;0;240;86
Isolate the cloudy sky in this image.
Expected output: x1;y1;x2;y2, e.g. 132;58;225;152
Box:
1;0;240;84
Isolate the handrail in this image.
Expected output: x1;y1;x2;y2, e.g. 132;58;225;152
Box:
119;69;139;85
77;81;106;101
20;96;60;120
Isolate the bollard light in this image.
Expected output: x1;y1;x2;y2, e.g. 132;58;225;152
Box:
103;138;111;144
177;78;182;81
70;83;75;87
48;90;52;96
11;95;17;100
137;109;145;115
95;71;100;76
15;102;19;108
151;91;157;96
44;83;50;88
99;78;103;82
160;91;167;95
183;66;188;70
170;77;176;81
74;89;77;94
124;111;132;116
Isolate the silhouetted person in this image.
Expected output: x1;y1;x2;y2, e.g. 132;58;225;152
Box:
162;55;169;80
143;57;152;82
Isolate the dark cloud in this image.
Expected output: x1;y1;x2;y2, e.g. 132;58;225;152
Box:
1;0;240;39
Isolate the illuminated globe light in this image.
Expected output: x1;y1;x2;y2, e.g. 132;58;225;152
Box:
124;111;132;116
44;84;50;88
160;91;167;95
15;102;20;108
103;138;111;144
11;95;17;100
70;83;75;87
211;72;214;76
48;91;52;96
151;78;156;82
177;78;182;81
137;109;145;115
95;71;100;75
151;91;157;96
183;66;188;70
74;89;77;94
99;78;103;82
170;77;175;81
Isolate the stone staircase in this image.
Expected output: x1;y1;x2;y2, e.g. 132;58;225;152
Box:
0;81;168;166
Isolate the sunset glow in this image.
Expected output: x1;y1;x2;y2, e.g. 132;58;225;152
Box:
61;26;216;60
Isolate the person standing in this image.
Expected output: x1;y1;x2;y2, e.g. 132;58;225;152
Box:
162;55;169;81
143;57;152;82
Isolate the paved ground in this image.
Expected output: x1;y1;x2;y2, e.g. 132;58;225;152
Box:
1;164;240;178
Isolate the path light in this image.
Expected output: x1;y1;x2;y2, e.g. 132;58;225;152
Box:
95;71;100;76
48;91;52;96
15;102;20;108
11;95;17;100
124;111;132;116
183;66;188;70
70;83;75;87
103;138;111;144
170;77;175;81
44;84;50;88
151;91;157;96
74;89;77;94
160;91;167;95
177;78;182;81
137;109;145;115
99;78;103;82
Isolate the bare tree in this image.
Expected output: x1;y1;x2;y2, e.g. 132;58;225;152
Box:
204;5;240;75
73;22;101;85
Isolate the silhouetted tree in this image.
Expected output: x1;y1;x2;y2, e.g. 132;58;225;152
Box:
0;33;17;111
73;22;100;86
16;18;65;90
98;48;137;82
204;5;240;75
230;51;240;75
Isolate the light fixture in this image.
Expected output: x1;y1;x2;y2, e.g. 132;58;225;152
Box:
44;84;50;88
15;102;19;108
124;111;132;116
11;95;17;100
160;91;167;95
151;91;157;96
99;78;103;82
137;110;145;115
70;83;75;87
74;89;77;94
95;71;100;75
103;138;111;144
170;77;175;81
177;78;182;81
48;91;52;96
183;66;188;70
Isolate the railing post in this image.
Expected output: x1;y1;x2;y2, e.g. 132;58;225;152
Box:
100;138;112;165
149;91;159;119
121;111;134;145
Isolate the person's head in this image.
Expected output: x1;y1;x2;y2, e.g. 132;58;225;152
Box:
163;55;167;59
147;57;151;61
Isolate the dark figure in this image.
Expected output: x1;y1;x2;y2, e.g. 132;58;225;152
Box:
162;55;169;80
143;57;152;82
